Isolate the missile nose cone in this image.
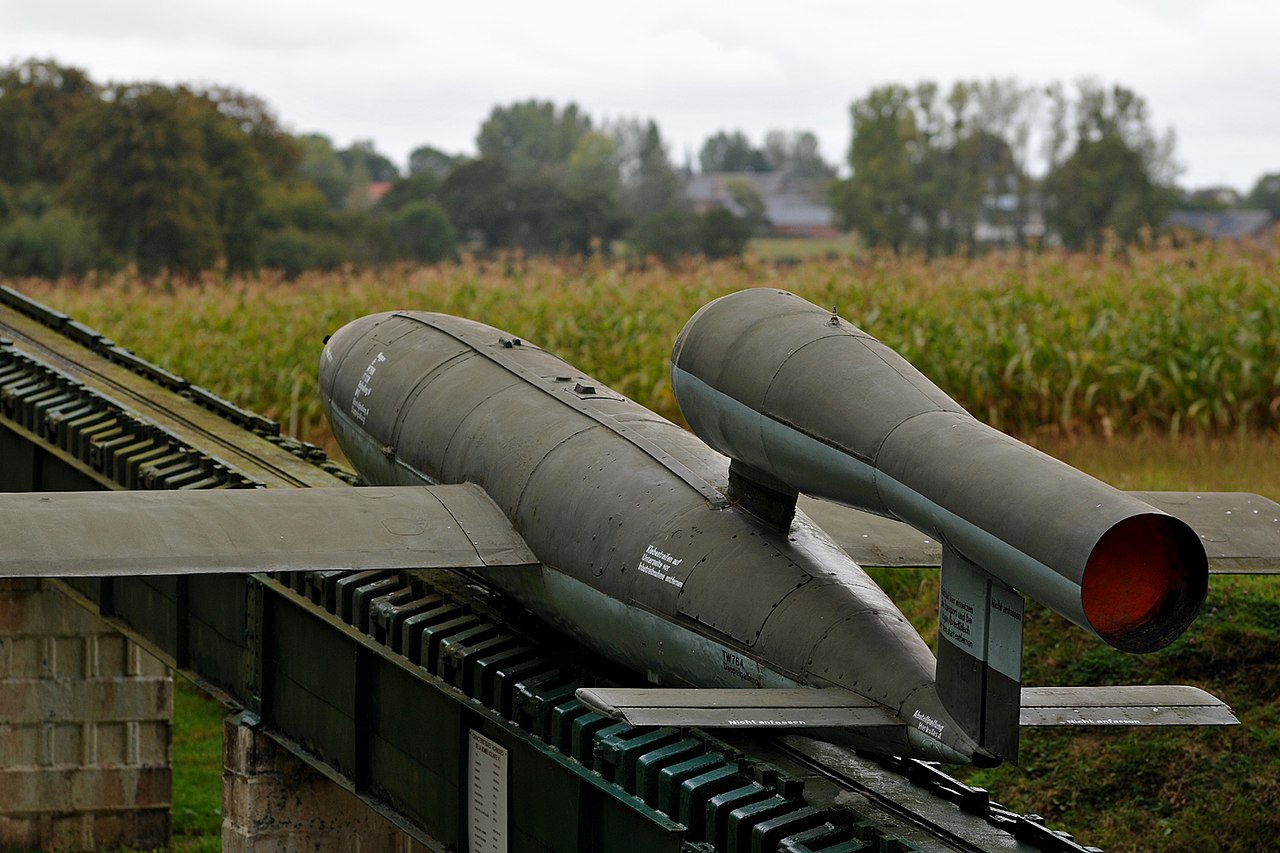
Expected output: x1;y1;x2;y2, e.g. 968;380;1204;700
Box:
318;313;391;411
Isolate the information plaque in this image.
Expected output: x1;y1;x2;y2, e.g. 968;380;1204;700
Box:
468;730;509;852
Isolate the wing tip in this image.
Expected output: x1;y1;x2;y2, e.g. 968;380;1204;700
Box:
1020;684;1238;727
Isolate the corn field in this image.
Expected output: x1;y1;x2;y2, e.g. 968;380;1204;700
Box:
10;240;1279;447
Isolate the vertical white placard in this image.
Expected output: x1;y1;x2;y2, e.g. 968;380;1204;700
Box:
468;730;509;853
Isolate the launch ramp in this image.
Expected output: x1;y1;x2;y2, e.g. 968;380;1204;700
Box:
1;286;1108;853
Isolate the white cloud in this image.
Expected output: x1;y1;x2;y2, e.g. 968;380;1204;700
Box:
2;0;1277;189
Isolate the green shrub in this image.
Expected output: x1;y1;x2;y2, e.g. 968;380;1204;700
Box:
258;226;344;278
386;200;458;263
0;207;107;276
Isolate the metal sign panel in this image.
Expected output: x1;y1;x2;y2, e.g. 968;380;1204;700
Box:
468;730;509;853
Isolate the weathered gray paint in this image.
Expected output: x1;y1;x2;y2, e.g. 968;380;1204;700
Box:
798;491;1280;574
669;288;1207;655
1132;491;1280;573
318;310;985;765
575;687;902;728
1019;686;1238;726
0;485;536;576
672;365;1083;627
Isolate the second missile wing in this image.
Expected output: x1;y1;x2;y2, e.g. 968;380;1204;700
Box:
575;686;902;728
577;684;1237;729
797;492;1280;573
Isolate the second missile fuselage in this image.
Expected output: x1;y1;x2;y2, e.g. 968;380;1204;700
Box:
319;309;980;763
670;289;1205;654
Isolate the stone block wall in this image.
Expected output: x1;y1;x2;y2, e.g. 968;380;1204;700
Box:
0;580;171;850
223;716;432;853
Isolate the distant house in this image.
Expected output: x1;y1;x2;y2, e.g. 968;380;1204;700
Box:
684;172;840;238
1165;209;1276;241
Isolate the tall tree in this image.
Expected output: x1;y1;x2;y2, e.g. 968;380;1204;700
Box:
603;117;696;257
298;135;351;209
339;139;399;183
698;130;769;173
0;59;105;276
58;83;268;273
192;92;273;270
563;131;626;248
476;100;592;177
437;154;622;255
954;79;1038;248
834;78;1173;254
408;145;458;178
198;85;301;180
611;119;686;220
831;84;919;251
763;130;836;179
1042;81;1178;249
0;59;97;188
1246;172;1280;218
565;131;621;197
437;157;516;249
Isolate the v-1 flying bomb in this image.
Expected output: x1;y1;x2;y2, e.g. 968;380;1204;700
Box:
5;289;1274;767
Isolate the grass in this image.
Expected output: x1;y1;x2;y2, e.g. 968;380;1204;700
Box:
1030;432;1280;491
747;234;860;261
170;679;225;852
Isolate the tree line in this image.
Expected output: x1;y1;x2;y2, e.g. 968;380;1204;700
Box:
830;79;1178;253
0;59;813;277
2;58;1274;277
833;79;1279;253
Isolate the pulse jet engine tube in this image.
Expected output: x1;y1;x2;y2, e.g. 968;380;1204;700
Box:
670;288;1207;653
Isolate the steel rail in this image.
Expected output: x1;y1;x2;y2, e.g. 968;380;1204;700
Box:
0;292;343;489
770;736;1098;853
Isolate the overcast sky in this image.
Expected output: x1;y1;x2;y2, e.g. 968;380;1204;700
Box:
4;0;1276;192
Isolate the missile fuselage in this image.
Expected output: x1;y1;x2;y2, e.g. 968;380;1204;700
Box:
321;290;1211;766
319;309;981;763
669;289;1206;654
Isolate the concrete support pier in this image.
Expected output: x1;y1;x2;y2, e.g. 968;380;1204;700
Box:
0;580;172;850
223;715;433;853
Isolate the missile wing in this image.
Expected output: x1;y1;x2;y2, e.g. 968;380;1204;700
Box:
1019;685;1238;726
576;684;1238;729
798;492;1280;573
1130;491;1280;574
576;687;901;728
0;485;537;576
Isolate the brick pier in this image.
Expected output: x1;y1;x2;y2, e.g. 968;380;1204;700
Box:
222;714;432;853
0;580;172;850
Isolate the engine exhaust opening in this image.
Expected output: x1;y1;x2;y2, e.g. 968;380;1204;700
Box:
1080;514;1207;653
